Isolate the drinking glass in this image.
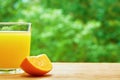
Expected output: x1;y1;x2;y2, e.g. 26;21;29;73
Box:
0;22;31;74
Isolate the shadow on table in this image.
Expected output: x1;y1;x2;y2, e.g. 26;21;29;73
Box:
21;73;52;78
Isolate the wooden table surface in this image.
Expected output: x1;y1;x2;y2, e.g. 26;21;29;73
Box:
0;63;120;80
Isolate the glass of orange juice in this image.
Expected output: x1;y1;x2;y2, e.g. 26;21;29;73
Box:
0;22;31;74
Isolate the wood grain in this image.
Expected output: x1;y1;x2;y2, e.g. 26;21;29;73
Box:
0;63;120;80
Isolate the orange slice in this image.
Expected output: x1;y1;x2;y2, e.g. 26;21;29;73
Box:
20;54;52;76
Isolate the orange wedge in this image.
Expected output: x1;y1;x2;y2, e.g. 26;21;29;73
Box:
20;54;52;76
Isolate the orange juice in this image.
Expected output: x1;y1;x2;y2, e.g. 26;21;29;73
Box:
0;31;31;68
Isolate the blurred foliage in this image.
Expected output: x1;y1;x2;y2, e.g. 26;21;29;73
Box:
0;0;120;62
0;25;28;31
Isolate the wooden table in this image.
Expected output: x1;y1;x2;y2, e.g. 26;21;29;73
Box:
0;63;120;80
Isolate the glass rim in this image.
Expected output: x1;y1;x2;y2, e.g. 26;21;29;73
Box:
0;22;31;25
0;22;31;32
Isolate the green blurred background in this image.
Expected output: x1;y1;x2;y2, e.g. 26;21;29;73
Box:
0;0;120;62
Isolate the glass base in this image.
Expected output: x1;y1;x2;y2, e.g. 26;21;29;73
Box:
0;68;24;74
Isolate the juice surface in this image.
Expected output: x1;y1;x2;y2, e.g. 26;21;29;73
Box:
0;31;31;68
